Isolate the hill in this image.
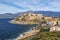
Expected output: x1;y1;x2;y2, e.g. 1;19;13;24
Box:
10;13;43;24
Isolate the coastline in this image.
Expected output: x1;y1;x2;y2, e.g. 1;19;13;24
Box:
16;27;40;40
9;20;39;25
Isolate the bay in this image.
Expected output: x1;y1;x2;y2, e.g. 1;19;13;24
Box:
0;18;37;40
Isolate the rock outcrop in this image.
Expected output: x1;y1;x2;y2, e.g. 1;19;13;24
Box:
10;13;43;24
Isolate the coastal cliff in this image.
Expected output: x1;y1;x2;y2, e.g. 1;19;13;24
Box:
10;13;43;24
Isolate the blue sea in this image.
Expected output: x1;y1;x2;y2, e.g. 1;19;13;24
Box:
0;18;37;40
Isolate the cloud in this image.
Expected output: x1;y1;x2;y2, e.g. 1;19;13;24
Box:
0;4;28;14
0;0;60;14
0;0;29;9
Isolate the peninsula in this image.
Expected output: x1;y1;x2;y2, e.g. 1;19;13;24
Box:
10;13;43;24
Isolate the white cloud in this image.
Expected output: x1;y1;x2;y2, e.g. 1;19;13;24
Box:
0;0;60;14
0;4;28;14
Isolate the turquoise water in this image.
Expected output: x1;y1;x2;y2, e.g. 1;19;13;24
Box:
0;18;37;40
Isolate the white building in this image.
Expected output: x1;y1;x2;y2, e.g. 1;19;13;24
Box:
47;21;57;26
50;26;60;31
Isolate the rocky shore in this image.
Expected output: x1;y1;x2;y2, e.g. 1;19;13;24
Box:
9;20;39;25
16;28;40;40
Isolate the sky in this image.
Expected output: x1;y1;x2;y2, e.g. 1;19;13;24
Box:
0;0;60;14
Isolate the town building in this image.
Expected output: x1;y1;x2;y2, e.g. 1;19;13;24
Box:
50;26;60;31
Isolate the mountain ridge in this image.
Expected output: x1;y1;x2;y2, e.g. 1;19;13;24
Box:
0;11;60;18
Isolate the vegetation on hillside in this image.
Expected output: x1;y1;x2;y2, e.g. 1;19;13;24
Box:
21;17;60;40
32;31;60;40
32;17;60;40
